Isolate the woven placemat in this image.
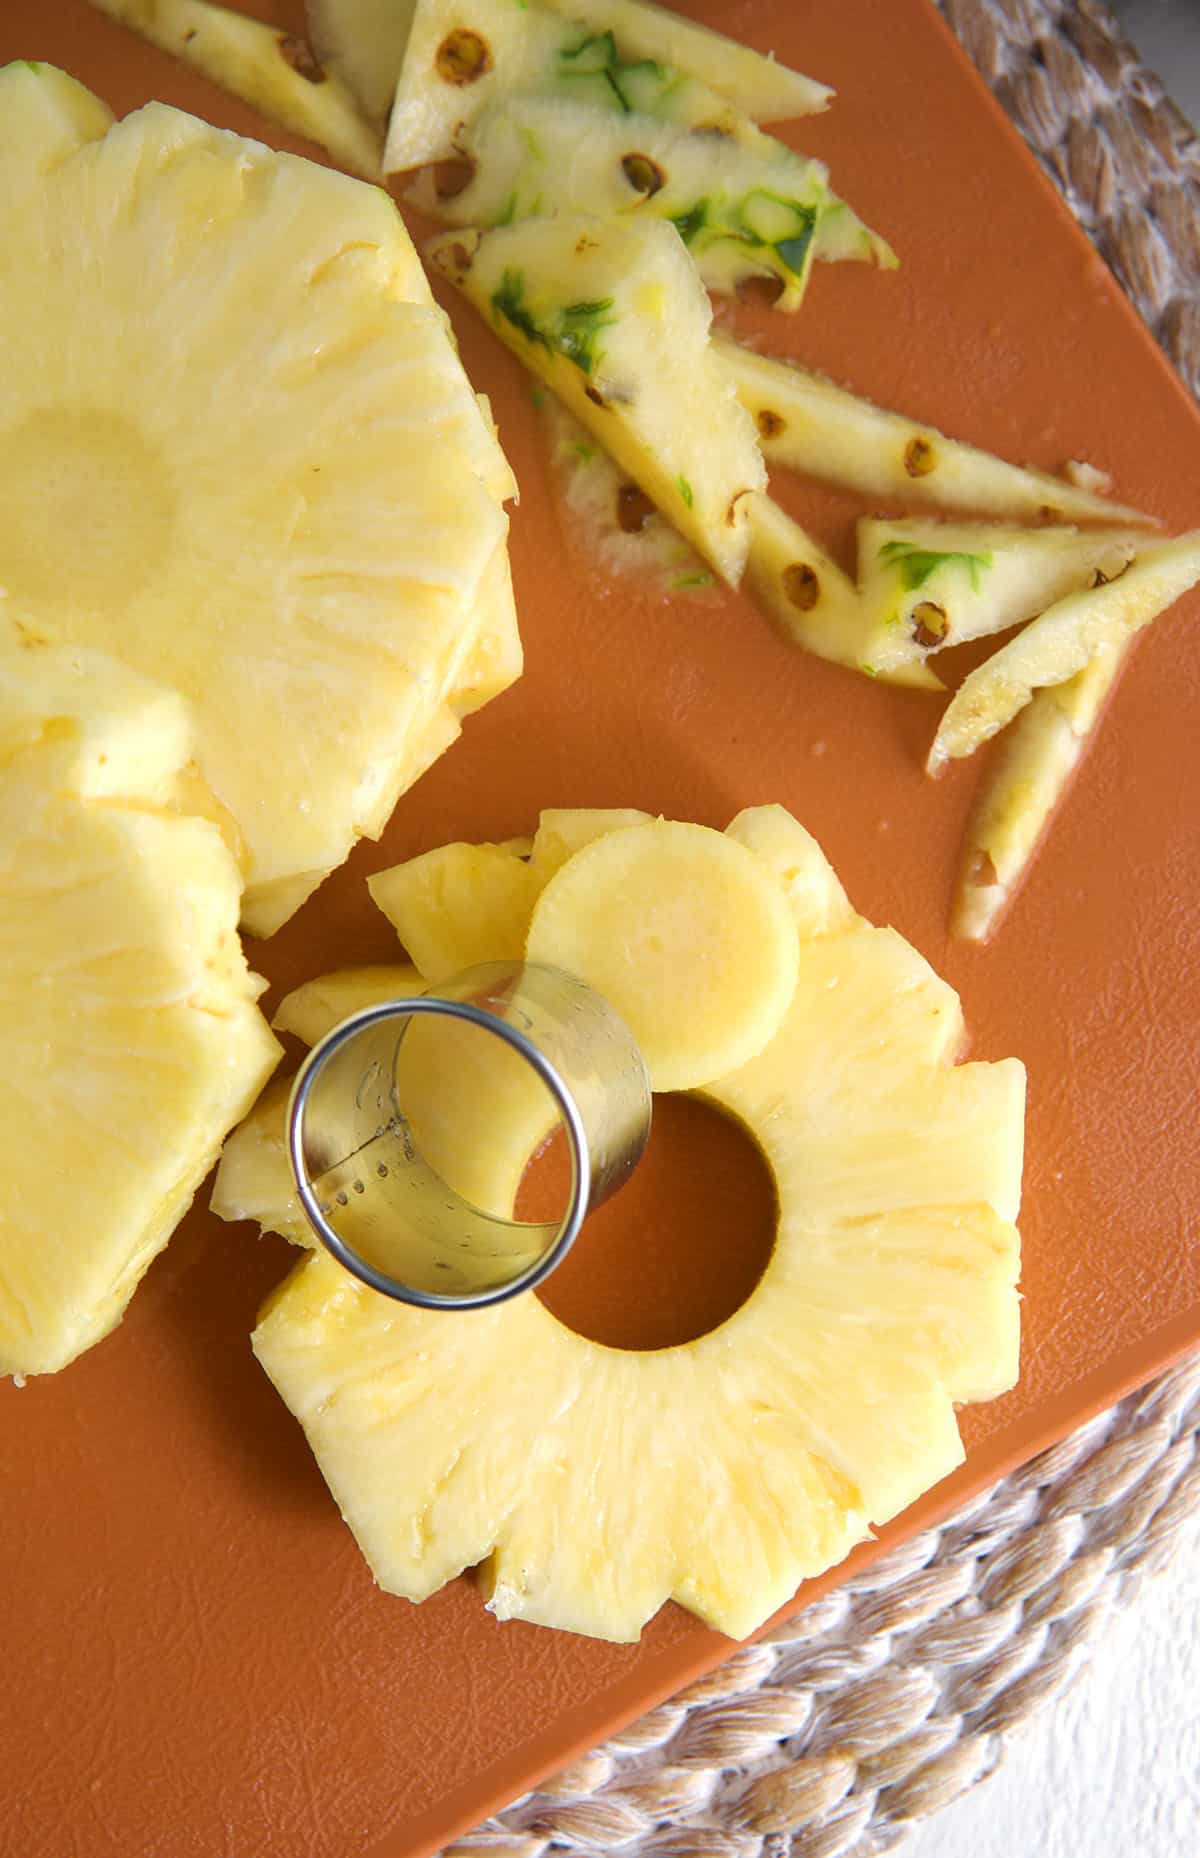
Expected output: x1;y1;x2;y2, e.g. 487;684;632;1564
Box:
441;6;1200;1854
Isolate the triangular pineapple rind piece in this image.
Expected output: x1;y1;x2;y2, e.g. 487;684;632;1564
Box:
927;531;1200;775
952;644;1128;942
415;89;891;309
857;517;1140;680
87;0;386;180
428;215;765;584
714;335;1155;528
0;638;279;1377
744;493;943;689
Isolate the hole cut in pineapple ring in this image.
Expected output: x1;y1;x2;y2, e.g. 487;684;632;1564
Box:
287;962;652;1309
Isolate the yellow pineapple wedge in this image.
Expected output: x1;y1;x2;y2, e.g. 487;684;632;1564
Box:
0;631;280;1378
857;519;1139;682
0;62;516;937
87;0;385;178
744;494;941;690
428;215;765;583
249;805;1023;1641
927;532;1200;774
953;647;1127;943
714;335;1154;527
369;839;541;981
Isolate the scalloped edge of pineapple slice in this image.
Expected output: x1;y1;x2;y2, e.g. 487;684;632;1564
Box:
86;0;385;179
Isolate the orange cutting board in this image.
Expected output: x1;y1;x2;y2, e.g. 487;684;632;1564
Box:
3;3;1199;1855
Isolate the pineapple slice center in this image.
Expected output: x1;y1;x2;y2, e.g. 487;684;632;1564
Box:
0;408;172;613
529;1096;777;1351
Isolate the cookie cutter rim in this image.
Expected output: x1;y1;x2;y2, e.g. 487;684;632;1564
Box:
287;990;607;1312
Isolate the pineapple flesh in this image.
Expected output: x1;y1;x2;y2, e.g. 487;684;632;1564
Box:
857;519;1139;682
743;494;941;690
427;215;765;584
0;632;279;1378
87;0;385;179
927;532;1200;774
247;805;1023;1641
307;0;417;124
714;335;1154;527
953;646;1127;943
0;63;517;938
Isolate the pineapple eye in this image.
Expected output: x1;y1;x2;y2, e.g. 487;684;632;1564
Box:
616;485;656;532
909;601;949;649
435;30;492;86
756;408;786;440
782;562;820;611
967;849;1000;888
736;273;785;308
432;154;477;199
277;35;325;84
726;488;752;527
904;436;938;477
621;153;665;198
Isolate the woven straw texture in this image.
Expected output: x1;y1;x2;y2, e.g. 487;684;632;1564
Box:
441;5;1200;1854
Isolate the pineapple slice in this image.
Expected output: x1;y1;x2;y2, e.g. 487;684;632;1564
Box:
428;215;765;584
713;335;1154;527
251;805;1023;1642
743;494;941;690
417;92;892;309
927;532;1200;774
525;819;800;1089
539;0;832;120
307;0;415;124
0;65;515;937
953;647;1126;943
87;0;385;179
529;806;655;883
369;839;540;981
858;520;1139;681
0;633;280;1377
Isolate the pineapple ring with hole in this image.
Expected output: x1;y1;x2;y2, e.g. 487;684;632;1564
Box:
526;819;801;1091
243;806;1024;1644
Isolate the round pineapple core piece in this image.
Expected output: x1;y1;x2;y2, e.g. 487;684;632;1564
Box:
247;807;1025;1644
525;820;800;1089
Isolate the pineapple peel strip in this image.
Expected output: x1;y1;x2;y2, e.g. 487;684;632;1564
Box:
246;806;1024;1642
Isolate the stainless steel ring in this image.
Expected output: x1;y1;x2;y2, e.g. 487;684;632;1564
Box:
286;962;652;1310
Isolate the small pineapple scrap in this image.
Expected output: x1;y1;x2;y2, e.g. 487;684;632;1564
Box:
428;214;765;584
0;63;518;936
952;647;1127;943
0;631;280;1378
927;532;1200;774
243;805;1023;1643
306;0;414;125
856;519;1139;683
713;336;1154;527
87;0;385;178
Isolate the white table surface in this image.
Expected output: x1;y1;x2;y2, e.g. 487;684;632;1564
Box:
912;10;1200;1856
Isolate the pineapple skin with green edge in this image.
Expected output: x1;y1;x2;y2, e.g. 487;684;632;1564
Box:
857;519;1140;680
0;61;517;939
0;631;280;1379
244;807;1023;1643
428;215;766;585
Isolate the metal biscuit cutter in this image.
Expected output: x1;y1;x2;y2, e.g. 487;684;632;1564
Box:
287;962;652;1309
